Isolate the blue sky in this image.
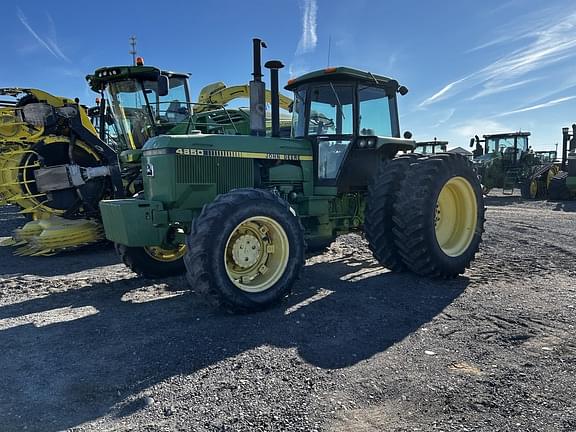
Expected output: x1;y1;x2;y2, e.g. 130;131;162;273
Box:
2;0;576;150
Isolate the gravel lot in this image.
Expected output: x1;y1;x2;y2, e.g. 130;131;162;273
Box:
1;192;576;432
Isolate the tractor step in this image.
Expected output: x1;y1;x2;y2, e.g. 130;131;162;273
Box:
503;169;519;195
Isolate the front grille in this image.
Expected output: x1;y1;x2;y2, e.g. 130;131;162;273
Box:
175;155;253;193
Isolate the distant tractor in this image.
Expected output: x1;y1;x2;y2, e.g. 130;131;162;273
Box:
469;132;558;198
548;124;576;200
99;39;486;313
413;139;448;155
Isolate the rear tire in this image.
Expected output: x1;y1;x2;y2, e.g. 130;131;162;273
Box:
392;153;485;277
365;154;420;272
116;243;186;278
184;188;305;313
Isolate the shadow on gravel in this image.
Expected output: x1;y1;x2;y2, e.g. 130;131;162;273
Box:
0;255;468;431
551;200;576;212
483;195;576;212
483;195;524;206
0;241;117;277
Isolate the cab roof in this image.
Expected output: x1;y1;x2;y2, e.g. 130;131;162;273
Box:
86;65;189;92
483;132;531;139
285;67;400;91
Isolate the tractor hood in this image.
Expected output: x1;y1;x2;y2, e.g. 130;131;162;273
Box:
141;134;313;160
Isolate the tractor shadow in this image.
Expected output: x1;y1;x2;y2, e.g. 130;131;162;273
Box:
551;200;576;212
0;241;118;277
483;195;525;207
0;205;119;276
0;254;468;431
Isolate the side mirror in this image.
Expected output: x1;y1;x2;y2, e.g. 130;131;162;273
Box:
397;85;409;96
403;130;413;139
158;75;169;97
470;137;475;148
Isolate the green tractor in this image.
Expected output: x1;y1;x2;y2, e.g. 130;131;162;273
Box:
548;124;576;200
413;139;448;155
99;39;486;313
470;132;558;198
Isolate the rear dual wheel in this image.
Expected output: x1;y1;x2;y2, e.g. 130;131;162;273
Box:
366;153;485;277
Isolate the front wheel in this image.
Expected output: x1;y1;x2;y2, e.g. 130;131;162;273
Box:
393;154;485;277
184;188;305;313
116;243;187;278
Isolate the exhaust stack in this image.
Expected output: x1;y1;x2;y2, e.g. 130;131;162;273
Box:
250;38;267;136
562;127;570;171
265;60;285;138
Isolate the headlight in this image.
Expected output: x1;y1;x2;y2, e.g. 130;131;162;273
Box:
358;139;367;148
367;137;376;148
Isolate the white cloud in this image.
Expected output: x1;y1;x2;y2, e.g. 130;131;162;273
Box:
419;76;471;107
432;108;456;128
451;119;512;139
497;95;576;117
420;11;576;107
296;0;318;55
467;78;539;101
17;8;69;62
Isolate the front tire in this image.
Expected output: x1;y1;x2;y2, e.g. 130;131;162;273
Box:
393;154;485;277
184;188;305;313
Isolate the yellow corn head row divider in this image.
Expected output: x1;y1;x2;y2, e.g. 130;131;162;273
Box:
7;218;103;256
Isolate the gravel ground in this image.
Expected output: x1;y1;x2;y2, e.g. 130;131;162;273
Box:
1;191;576;432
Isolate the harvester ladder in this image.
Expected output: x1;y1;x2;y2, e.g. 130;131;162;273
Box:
503;169;519;195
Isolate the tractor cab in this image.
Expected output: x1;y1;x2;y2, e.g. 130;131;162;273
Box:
414;140;448;155
471;132;531;167
485;132;530;167
87;62;191;151
285;67;415;191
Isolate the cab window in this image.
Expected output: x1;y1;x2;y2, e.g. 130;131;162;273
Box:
291;89;306;138
308;84;353;135
318;139;351;179
358;86;392;137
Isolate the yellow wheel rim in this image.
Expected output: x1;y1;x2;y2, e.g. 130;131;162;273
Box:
434;176;478;257
530;179;538;198
144;244;187;262
224;216;289;293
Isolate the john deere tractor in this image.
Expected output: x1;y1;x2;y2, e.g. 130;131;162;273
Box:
99;39;485;313
470;132;558;198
